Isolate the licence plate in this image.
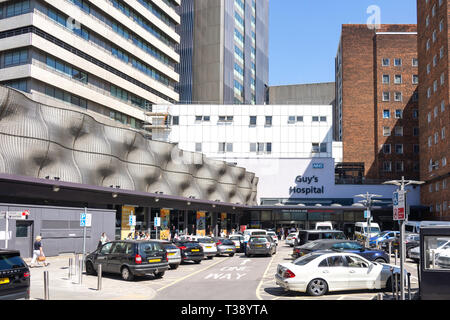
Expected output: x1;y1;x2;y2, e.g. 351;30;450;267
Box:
168;253;175;256
256;245;263;248
148;259;161;263
0;278;9;285
226;249;233;251
206;246;212;249
192;249;200;252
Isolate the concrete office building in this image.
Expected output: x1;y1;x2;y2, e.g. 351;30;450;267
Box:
417;0;449;219
175;0;269;104
0;0;181;131
335;24;420;182
268;82;336;106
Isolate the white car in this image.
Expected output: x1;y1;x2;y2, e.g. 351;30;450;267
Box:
285;233;298;247
437;248;450;269
267;231;279;246
409;238;450;263
275;251;401;296
182;236;218;259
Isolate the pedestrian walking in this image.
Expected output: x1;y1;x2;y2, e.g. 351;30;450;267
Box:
30;236;49;267
98;232;109;249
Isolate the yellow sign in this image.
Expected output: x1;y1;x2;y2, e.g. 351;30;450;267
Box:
221;212;227;236
121;206;135;240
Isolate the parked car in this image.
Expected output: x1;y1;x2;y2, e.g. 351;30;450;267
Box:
229;234;245;253
214;238;236;256
0;250;30;300
245;235;277;257
368;231;399;247
409;238;450;263
275;251;403;296
85;240;169;281
172;240;204;264
315;221;333;230
292;240;390;263
267;231;279;245
437;248;450;269
285;233;298;247
188;236;217;259
380;233;420;258
243;229;267;243
156;240;181;270
296;230;346;246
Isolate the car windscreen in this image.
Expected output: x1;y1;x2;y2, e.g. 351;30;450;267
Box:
177;241;200;247
301;241;322;249
377;231;389;237
230;236;243;241
249;237;268;243
287;233;297;237
198;238;214;244
363;227;381;233
267;232;276;236
293;253;322;266
138;242;164;256
251;232;267;236
0;253;26;270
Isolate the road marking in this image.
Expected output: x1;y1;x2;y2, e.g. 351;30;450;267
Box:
241;259;251;265
256;255;276;300
156;257;231;292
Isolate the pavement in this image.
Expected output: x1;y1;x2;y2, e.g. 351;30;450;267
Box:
25;254;158;300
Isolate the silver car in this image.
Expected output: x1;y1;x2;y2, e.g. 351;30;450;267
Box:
215;238;236;256
246;235;277;257
158;241;181;269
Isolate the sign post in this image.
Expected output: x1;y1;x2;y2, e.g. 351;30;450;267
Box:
80;208;91;273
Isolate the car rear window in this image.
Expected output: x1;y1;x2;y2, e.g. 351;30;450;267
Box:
178;241;200;248
288;233;297;237
139;242;164;254
250;237;268;243
294;253;321;266
251;232;266;236
221;240;234;245
198;238;214;244
0;253;26;270
163;244;178;250
230;236;243;241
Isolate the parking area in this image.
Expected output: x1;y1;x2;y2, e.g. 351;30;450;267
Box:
256;241;420;300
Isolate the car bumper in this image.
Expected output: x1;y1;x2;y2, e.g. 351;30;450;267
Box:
183;254;204;261
129;263;169;276
275;274;306;293
168;257;181;264
0;289;29;300
247;248;271;255
218;248;236;254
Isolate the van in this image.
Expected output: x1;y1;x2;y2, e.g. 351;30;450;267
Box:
354;222;381;241
296;230;346;246
243;229;267;242
405;221;450;234
315;221;333;230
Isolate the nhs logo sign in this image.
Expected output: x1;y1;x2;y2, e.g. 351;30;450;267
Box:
312;163;324;169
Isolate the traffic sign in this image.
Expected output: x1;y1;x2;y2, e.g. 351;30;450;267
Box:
393;190;406;221
154;217;161;227
364;210;371;219
0;211;29;220
80;213;92;227
128;215;136;227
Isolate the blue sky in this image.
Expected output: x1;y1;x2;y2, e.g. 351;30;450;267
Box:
269;0;417;86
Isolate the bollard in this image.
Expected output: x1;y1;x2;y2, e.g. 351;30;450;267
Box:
394;273;399;300
377;293;383;300
78;258;83;285
395;249;398;265
44;271;49;300
74;254;79;277
97;264;102;291
407;273;411;300
388;242;392;260
68;258;72;279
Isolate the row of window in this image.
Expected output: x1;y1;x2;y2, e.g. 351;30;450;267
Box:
381;58;418;67
428;157;447;172
427;127;446;147
382;144;417;155
427;100;446;123
381;161;417;173
194;142;327;154
44;84;87;109
382;126;417;137
0;0;30;19
428;179;448;195
3;48;28;67
382;74;418;85
187;115;328;126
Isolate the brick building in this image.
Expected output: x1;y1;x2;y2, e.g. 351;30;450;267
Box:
335;24;420;182
417;0;449;219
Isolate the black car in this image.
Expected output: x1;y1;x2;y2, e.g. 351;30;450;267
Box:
292;239;390;263
0;250;30;300
295;230;347;246
85;240;169;281
173;240;204;264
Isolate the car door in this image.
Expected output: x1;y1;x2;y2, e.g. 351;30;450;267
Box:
96;242;113;273
108;242;127;274
344;255;374;290
317;255;349;291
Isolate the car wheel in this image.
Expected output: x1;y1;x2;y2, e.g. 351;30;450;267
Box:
374;258;386;263
386;276;401;292
121;266;134;281
85;261;97;276
154;271;165;279
229;253;235;257
170;264;179;270
194;260;201;264
307;279;328;296
207;256;213;260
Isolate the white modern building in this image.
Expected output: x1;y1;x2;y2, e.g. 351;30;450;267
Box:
147;104;422;207
0;0;181;130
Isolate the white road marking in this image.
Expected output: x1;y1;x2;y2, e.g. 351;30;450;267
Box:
256;255;277;300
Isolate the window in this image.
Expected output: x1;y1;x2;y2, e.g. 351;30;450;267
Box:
383;127;391;136
195;143;202;152
172;116;179;125
382;75;390;84
441;100;446;112
249;143;256;152
442;127;446;139
412;58;419;67
5;0;30;18
195;116;202;122
413;109;418;119
312;116;319;122
288;116;296;124
441;73;445;85
433;55;438;67
265;116;272;126
428;112;432;123
383;144;391;154
312;143;320;153
257;143;265;154
413;127;419;136
226;143;233;153
4;49;28;67
440;19;444;32
395;110;403;119
320;143;327;153
320;116;327;122
427;63;431;74
383;110;390;119
394;92;402;102
395;144;403;154
432;30;437;42
395;126;403;137
394;75;402;84
383;161;392;172
428;136;432;147
426;39;430;51
395;161;404;172
412;75;419;84
413;144;420;154
382;58;390;66
382;92;390;101
249;116;257;126
218;142;226;153
394;58;402;66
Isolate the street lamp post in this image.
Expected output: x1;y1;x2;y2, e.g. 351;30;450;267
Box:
355;192;383;248
383;176;424;301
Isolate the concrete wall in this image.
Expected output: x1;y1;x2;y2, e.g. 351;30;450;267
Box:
269;82;335;105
